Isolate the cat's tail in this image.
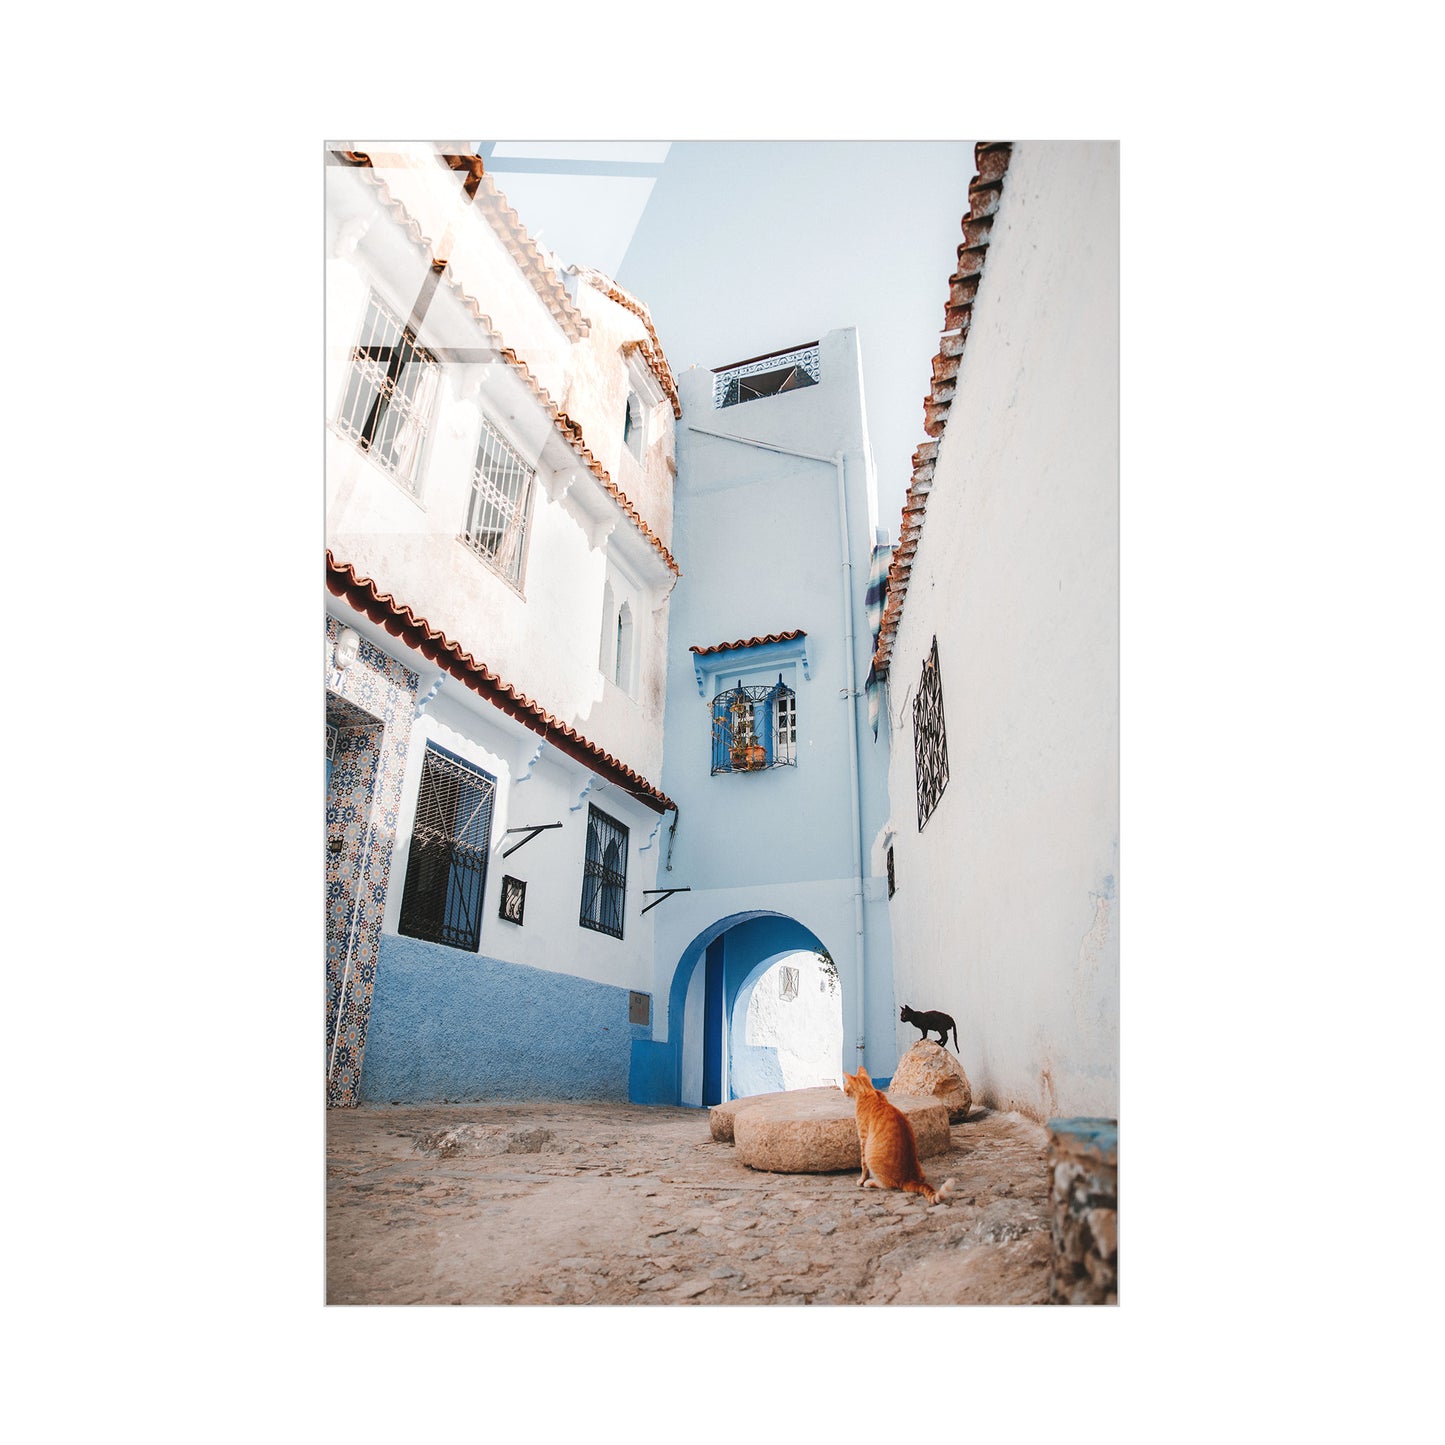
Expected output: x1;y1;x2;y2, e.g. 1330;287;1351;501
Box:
950;1025;959;1053
908;1176;956;1205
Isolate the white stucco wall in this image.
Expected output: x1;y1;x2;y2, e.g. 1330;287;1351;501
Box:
380;682;667;994
655;329;898;1080
883;142;1119;1121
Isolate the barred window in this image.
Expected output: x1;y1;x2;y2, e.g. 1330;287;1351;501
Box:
913;636;950;830
710;676;797;774
461;418;536;589
336;291;439;493
778;966;800;1001
580;805;628;939
399;745;496;951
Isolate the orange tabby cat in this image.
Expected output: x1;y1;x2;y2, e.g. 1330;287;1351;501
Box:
842;1066;955;1204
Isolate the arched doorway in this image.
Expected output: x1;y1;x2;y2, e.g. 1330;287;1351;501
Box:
633;911;841;1107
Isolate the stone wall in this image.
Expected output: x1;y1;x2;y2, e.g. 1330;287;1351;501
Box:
1047;1117;1117;1305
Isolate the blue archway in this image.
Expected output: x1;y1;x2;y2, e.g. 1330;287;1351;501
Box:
629;910;835;1106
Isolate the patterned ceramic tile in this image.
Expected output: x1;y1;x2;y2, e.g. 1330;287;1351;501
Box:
325;618;417;1107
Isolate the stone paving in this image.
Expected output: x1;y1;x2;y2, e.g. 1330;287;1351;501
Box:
327;1096;1054;1305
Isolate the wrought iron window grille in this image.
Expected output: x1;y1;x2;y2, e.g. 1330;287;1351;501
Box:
398;745;497;951
460;417;536;589
579;804;628;939
710;676;797;774
712;344;821;409
335;291;439;493
913;636;950;830
779;966;800;1002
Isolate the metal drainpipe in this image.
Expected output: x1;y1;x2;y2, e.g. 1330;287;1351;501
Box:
685;424;869;1067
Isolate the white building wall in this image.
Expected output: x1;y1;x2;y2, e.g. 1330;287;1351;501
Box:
325;147;675;783
386;683;666;994
884;141;1119;1120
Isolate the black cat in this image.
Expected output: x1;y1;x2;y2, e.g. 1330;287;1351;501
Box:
900;1004;958;1052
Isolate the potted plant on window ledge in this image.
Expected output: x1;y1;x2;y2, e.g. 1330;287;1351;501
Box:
729;693;766;771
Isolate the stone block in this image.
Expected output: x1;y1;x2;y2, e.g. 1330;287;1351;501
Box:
715;1085;950;1174
888;1041;973;1121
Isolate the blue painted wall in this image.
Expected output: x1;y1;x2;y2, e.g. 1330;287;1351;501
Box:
359;933;650;1103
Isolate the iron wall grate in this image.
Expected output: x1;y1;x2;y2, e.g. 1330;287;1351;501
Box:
914;636;950;830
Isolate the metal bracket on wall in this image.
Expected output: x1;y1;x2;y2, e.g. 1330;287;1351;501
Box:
640;887;691;916
501;823;562;859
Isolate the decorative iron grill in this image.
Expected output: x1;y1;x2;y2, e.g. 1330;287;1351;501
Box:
579;804;628;939
460;418;535;588
712;344;821;408
710;678;797;774
398;746;496;951
779;966;800;1001
335;291;439;492
913;636;950;830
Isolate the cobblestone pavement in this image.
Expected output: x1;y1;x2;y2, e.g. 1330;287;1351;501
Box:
326;1098;1053;1305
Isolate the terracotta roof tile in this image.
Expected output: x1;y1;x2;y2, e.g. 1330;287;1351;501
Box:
873;142;1013;675
335;149;588;340
689;630;807;656
326;552;675;815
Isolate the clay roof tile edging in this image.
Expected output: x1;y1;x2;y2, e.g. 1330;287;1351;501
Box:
872;141;1014;676
326;552;675;814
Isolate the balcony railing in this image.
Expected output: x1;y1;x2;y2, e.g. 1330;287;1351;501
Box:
712;344;821;409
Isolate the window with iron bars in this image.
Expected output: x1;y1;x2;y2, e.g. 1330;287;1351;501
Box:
460;418;536;589
335;291;440;493
579;804;628;939
710;677;797;774
914;636;950;830
398;745;496;951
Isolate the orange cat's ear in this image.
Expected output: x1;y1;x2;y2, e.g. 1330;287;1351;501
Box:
859;1065;872;1083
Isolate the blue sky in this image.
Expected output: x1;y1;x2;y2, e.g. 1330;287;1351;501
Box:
478;139;977;537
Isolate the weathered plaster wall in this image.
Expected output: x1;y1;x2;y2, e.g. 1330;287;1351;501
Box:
884;141;1119;1120
560;277;677;552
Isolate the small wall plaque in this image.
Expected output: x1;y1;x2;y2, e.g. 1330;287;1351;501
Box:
629;991;651;1026
499;875;526;925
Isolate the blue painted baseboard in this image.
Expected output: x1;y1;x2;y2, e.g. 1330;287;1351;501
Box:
359;933;648;1104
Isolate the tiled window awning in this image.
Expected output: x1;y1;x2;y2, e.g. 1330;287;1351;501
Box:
689;631;809;696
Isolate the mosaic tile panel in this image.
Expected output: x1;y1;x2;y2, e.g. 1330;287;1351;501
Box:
325;616;418;1107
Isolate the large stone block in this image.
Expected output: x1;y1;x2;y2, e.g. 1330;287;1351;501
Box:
712;1086;951;1174
888;1041;973;1122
